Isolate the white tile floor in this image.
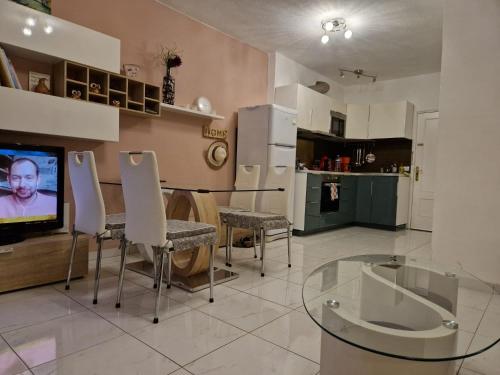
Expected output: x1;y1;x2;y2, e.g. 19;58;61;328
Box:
0;227;498;375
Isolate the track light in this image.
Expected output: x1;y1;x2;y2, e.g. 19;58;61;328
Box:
340;71;345;78
339;68;377;82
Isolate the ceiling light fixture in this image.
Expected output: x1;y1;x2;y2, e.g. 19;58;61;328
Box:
339;68;377;83
26;17;36;27
320;17;352;44
44;25;53;34
22;27;32;36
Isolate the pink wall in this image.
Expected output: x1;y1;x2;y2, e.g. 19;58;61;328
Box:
1;0;268;220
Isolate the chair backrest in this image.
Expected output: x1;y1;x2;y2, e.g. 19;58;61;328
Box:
68;151;107;235
229;165;260;211
119;151;167;247
260;166;294;222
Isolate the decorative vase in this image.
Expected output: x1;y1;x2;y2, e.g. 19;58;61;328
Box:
162;68;175;105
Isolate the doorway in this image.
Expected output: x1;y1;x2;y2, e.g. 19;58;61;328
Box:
411;112;439;231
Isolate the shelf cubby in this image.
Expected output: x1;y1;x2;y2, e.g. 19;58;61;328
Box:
145;99;160;115
127;80;144;104
89;92;108;105
109;92;126;108
66;81;88;101
66;62;88;84
89;69;108;96
109;74;127;93
145;84;160;101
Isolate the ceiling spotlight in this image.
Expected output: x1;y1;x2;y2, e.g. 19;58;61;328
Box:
321;34;330;44
339;68;377;82
44;25;53;34
344;29;353;39
324;21;334;31
22;27;32;36
26;17;36;27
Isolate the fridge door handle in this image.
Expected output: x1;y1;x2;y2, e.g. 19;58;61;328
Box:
270;143;296;148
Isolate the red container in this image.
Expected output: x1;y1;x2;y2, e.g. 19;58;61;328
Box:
341;156;351;172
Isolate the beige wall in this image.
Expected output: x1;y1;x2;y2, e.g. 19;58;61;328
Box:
432;0;500;284
0;0;268;220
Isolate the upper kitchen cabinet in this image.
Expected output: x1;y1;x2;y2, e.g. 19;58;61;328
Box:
331;97;347;115
345;104;370;139
275;83;344;133
345;100;415;140
369;101;414;139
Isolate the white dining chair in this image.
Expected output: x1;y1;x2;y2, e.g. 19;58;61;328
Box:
117;151;217;323
221;166;294;276
220;165;260;263
65;151;126;305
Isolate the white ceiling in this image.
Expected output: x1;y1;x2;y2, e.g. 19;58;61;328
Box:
158;0;443;85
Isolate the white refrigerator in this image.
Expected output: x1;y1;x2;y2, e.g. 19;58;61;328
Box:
237;104;297;222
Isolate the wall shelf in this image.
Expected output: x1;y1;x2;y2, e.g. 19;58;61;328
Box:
160;103;224;120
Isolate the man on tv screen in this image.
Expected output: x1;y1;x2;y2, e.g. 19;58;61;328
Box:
0;157;57;222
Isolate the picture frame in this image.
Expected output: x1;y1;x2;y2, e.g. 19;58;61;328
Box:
29;71;51;94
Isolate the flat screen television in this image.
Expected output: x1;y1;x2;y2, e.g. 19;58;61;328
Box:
0;143;64;245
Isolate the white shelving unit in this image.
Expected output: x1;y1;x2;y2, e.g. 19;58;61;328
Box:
0;1;121;142
161;103;224;120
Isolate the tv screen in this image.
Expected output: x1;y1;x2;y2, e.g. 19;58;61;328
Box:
0;144;64;244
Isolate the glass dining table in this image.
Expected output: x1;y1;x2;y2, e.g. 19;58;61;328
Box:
302;254;500;375
101;181;284;291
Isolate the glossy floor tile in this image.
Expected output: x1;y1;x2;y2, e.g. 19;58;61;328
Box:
133;310;244;366
1;228;499;374
3;310;123;368
185;334;319;375
30;334;179;375
198;292;290;331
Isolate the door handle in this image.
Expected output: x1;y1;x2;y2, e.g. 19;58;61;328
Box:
415;166;420;181
370;181;373;196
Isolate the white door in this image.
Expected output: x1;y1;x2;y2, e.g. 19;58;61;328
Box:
411;112;439;231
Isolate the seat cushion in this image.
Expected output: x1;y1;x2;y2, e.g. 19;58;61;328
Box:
166;219;216;240
221;211;289;230
105;213;126;229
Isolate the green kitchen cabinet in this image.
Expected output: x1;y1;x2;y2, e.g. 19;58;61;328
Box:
355;176;372;223
355;176;398;226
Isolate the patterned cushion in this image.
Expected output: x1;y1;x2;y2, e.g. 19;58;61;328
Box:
220;210;289;230
105;213;126;229
166;219;216;240
170;231;218;251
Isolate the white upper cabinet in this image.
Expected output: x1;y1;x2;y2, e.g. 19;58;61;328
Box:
368;101;414;139
331;97;347;115
275;83;345;133
0;0;120;72
345;101;415;139
345;104;370;139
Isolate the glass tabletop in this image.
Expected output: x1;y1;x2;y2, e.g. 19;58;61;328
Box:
302;254;500;361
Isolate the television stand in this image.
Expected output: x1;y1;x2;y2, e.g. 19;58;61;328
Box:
0;234;26;246
0;233;89;293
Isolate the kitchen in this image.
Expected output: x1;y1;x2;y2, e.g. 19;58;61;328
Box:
237;81;415;236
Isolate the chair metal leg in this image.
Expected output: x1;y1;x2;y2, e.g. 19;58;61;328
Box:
225;223;229;266
287;224;292;268
253;229;258;259
115;238;129;308
166;250;172;289
65;230;79;290
154;248;166;324
209;244;215;303
93;236;104;305
227;226;233;267
260;228;266;277
152;246;158;289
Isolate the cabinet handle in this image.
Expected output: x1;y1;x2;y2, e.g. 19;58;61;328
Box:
311;186;320;190
415;166;420;181
370;181;373;196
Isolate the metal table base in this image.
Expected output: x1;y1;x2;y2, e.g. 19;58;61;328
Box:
126;260;238;293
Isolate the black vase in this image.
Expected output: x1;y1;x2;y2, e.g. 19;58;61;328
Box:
162;69;175;105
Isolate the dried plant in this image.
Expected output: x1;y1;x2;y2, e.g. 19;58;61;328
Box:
158;45;183;69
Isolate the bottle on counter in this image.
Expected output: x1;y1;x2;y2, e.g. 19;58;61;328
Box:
334;155;342;172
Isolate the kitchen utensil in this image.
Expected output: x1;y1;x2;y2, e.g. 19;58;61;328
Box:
365;144;376;164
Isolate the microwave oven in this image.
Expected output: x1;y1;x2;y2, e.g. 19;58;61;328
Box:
330;111;346;137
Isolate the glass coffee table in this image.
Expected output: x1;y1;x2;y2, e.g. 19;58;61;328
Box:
303;254;499;375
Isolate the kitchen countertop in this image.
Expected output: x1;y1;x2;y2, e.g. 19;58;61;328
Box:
296;170;409;177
